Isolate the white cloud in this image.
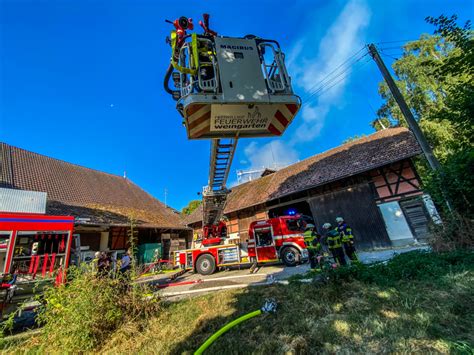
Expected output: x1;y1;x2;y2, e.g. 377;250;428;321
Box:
288;0;371;143
243;140;299;170
240;0;371;176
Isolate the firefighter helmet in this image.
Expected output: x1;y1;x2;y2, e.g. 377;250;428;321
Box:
322;223;332;230
335;217;344;223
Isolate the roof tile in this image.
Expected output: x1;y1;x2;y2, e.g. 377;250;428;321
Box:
185;128;421;224
0;143;185;229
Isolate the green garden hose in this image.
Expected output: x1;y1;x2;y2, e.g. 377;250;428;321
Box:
194;300;277;355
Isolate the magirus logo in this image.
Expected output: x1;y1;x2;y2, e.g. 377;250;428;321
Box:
220;45;254;50
248;106;262;119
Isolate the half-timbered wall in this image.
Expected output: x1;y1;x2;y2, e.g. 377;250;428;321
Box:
370;160;422;202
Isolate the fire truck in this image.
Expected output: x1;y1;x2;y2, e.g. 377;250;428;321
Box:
0;211;74;316
174;215;309;275
164;14;305;275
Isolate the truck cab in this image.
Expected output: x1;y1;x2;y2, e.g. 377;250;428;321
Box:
248;215;309;266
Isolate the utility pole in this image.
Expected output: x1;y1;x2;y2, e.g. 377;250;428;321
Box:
368;43;441;171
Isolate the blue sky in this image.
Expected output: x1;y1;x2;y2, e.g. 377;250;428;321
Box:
1;0;472;210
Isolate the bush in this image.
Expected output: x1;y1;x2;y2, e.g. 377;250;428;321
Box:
429;212;474;251
34;266;160;352
325;250;474;286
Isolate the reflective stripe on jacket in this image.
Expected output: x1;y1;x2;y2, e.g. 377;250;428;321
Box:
304;230;319;251
337;223;354;243
326;229;342;249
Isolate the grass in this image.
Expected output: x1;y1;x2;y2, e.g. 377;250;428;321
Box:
2;250;474;354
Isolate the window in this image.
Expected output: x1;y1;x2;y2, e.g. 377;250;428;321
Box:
255;228;273;247
286;218;306;232
0;232;12;274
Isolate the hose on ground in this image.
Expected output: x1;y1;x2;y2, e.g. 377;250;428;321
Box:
194;299;277;354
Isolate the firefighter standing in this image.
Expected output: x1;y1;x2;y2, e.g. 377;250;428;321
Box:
336;217;358;262
322;223;347;266
304;224;321;269
312;233;326;270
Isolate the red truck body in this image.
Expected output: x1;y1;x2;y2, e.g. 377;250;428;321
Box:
174;215;309;275
0;212;74;282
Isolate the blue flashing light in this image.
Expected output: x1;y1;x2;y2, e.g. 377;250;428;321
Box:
287;209;296;216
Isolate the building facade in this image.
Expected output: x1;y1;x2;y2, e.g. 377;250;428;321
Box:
185;128;439;249
0;143;191;263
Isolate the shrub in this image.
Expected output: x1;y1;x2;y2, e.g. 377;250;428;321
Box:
325;250;474;286
429;212;474;251
35;266;160;352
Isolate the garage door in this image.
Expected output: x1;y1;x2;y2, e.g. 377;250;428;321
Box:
308;183;391;249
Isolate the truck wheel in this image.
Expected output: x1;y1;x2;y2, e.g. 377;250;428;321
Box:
195;254;216;275
281;247;300;267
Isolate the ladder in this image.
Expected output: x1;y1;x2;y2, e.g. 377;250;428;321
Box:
202;138;238;227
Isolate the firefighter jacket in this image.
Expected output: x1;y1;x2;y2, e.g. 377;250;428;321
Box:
304;230;322;252
326;228;342;249
337;223;354;243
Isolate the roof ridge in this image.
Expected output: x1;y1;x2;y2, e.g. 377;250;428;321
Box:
1;141;126;180
275;127;407;176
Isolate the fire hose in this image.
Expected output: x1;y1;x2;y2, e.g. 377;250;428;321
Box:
194;299;277;355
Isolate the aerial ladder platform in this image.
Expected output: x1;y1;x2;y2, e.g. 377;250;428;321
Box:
164;14;300;244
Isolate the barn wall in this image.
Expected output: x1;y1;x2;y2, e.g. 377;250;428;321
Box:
308;183;391;249
187;159;430;250
235;208;267;242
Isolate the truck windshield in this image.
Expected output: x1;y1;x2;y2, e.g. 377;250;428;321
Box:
286;218;306;232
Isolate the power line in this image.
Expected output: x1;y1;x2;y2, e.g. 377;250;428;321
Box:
378;49;404;54
300;46;367;100
300;46;368;102
307;56;372;101
302;51;369;103
297;39;418;110
302;53;370;106
375;39;417;45
378;45;406;50
380;52;401;61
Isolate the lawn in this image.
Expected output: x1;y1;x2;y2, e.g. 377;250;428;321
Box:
2;250;474;354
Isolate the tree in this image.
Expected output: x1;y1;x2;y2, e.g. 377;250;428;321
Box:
373;15;473;215
181;200;202;216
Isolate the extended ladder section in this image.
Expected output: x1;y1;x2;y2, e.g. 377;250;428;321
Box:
202;138;238;226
